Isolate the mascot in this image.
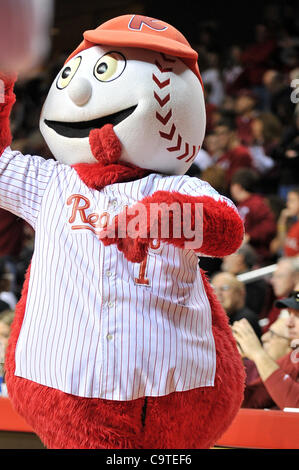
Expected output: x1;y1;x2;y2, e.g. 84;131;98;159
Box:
0;14;245;449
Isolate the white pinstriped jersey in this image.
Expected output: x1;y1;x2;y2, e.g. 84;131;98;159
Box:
0;147;236;400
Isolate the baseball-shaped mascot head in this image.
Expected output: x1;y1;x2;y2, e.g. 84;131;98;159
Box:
40;14;206;175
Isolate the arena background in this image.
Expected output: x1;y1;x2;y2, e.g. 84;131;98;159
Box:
50;1;299;57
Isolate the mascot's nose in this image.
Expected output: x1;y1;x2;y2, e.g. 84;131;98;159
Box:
68;77;92;106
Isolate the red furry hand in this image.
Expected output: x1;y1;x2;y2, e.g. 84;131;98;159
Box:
100;203;150;263
0;72;17;155
100;190;244;261
103;191;244;258
0;72;17;111
89;124;122;164
138;191;244;257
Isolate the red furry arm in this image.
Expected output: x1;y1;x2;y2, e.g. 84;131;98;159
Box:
139;191;244;256
101;190;244;262
0;74;16;155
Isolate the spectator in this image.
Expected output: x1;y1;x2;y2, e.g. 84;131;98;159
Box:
261;315;291;361
0;299;9;315
242;315;291;385
234;89;258;146
271;106;299;200
221;243;272;317
277;27;299;72
214;118;255;190
230;168;276;262
200;165;227;195
192;147;214;173
201;51;224;107
249;112;281;174
197;132;223;170
222;243;258;275
280;102;299;149
223;45;244;95
211;271;261;338
0;258;15;313
203;83;218;134
232;289;299;410
0;309;14;397
0;209;25;259
279;140;299;200
0;257;18;307
265;256;299;331
270;187;299;257
262;69;296;126
221;94;236;114
267;194;286;224
251;112;282;151
240;24;277;88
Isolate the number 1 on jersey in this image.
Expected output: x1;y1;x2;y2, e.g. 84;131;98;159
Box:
134;239;161;285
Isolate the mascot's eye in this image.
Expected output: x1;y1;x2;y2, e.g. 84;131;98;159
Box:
62;67;71;79
94;52;126;82
57;56;82;89
97;63;108;75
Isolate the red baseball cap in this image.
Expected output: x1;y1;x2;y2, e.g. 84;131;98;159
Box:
66;14;203;87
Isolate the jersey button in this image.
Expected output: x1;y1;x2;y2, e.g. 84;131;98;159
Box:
107;334;113;341
108;301;114;308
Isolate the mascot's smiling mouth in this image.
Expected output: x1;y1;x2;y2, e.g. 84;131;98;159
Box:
44;104;137;138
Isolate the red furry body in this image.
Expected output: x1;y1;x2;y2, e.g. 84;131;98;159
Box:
5;265;244;449
1;76;245;449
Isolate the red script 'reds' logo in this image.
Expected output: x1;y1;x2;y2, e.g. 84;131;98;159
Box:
128;15;168;32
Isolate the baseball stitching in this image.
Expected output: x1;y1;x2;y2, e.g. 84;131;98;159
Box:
153;53;200;163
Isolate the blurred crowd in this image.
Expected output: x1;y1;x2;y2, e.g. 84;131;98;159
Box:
188;6;299;327
188;4;299;411
0;3;299;410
